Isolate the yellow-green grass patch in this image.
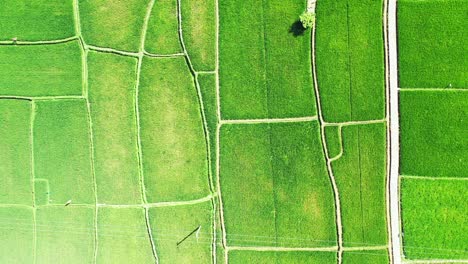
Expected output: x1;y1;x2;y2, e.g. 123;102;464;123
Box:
315;0;385;122
97;207;155;263
88;51;142;204
220;122;336;247
331;123;388;246
79;0;149;52
149;202;212;263
400;91;468;178
0;0;75;41
0;100;31;205
325;125;342;159
219;0;316;119
181;0;215;70
401;178;468;259
34;100;94;204
228;251;337;264
398;0;467;88
0;41;82;97
144;0;181;54
36;207;94;264
139;57;209;202
0;207;33;263
342;250;389;263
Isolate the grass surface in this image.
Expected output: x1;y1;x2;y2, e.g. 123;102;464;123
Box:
398;0;468;88
229;251;337;264
34;100;94;204
324;125;342;159
342;250;389;263
400;91;468;177
145;0;182;54
36;207;94;264
149;202;212;263
97;207;154;263
0;100;31;205
401;178;468;259
79;0;149;52
181;0;216;70
0;0;74;41
0;41;82;97
315;0;385;122
0;207;33;263
219;0;316;119
220;122;336;247
34;180;49;206
331;123;388;246
139;57;209;202
88;51;142;204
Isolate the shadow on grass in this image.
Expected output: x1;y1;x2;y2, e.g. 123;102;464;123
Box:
289;20;306;37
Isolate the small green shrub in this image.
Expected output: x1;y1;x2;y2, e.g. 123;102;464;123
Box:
300;11;315;28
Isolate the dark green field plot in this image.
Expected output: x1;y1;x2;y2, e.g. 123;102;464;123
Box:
343;250;389;264
34;100;94;204
97;207;154;263
400;91;468;178
79;0;149;52
88;51;142;205
229;250;336;264
149;202;213;263
315;0;385;122
0;207;33;263
331;123;388;246
181;0;216;70
36;207;94;264
324;125;342;159
401;178;468;259
139;57;209;202
220;122;336;247
0;41;82;97
0;0;74;41
145;0;181;54
0;100;31;205
219;0;316;119
398;0;467;88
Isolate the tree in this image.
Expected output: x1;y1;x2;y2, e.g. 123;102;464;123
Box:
300;12;315;29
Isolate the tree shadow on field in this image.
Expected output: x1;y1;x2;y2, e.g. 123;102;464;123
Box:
289;20;306;37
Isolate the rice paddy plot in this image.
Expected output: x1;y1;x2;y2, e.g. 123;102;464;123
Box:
220;122;336;248
87;51;142;205
331;123;388;246
0;207;34;263
315;0;385;122
0;41;82;97
0;100;31;205
342;250;389;264
324;125;341;159
228;250;337;264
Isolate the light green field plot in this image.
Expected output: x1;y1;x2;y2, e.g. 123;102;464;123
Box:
219;0;315;119
97;207;154;263
0;41;82;97
181;0;216;70
229;250;337;264
324;125;342;159
0;207;33;263
315;0;385;122
144;0;181;54
34;180;49;206
398;0;467;88
36;207;94;264
79;0;149;52
343;250;389;263
198;73;217;189
401;178;468;259
0;0;74;41
0;100;31;205
220;122;336;247
34;100;94;204
149;202;212;263
331;123;388;246
139;57;209;202
88;51;142;205
400;91;468;178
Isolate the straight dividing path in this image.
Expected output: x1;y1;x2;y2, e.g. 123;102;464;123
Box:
30;101;37;264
